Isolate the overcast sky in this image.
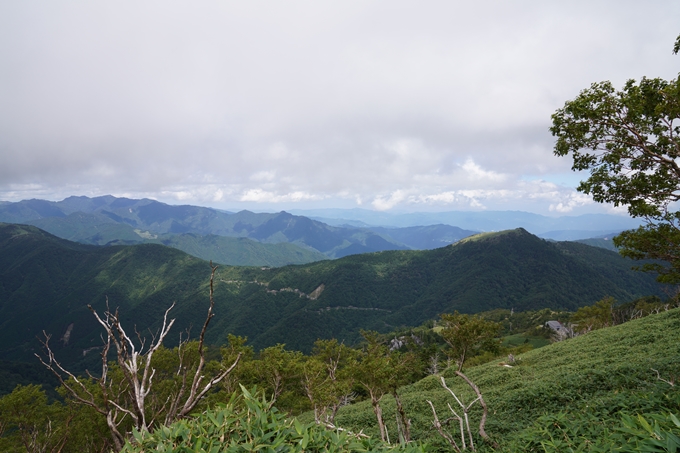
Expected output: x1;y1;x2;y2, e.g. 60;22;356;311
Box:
0;1;678;215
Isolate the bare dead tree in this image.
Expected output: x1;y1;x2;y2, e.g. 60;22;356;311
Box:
427;353;440;375
427;373;498;452
36;262;241;451
392;390;411;443
453;371;497;448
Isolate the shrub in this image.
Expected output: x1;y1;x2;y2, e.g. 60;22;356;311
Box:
122;386;429;452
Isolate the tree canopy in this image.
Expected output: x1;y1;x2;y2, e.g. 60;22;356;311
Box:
438;312;501;371
551;37;680;282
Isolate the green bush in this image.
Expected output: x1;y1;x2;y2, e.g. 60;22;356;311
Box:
122;386;429;452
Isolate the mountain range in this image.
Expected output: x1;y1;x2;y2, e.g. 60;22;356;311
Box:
0;223;663;370
0;196;642;267
0;196;418;262
288;207;642;240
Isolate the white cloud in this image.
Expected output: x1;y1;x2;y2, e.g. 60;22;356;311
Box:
548;192;595;213
371;190;408;211
250;171;277;182
239;189;323;203
0;1;677;215
460;159;507;183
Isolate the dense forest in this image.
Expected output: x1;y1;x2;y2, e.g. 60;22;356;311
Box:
0;223;662;365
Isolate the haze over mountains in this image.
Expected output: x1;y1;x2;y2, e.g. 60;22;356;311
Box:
289;208;642;240
0;196;641;266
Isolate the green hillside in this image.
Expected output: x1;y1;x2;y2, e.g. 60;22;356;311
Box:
0;224;665;367
330;308;680;451
222;228;664;350
0;223;216;366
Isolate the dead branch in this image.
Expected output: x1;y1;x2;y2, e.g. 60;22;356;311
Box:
35;332;127;451
392;390;411;443
428;374;498;451
652;368;676;387
177;262;242;418
454;371;499;449
322;422;370;439
35;262;241;450
427;400;461;452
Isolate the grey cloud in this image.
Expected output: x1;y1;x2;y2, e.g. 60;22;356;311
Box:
0;1;678;214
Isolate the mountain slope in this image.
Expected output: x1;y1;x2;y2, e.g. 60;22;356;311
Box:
0;224;664;364
332;308;680;450
0;223;215;366
222;229;662;350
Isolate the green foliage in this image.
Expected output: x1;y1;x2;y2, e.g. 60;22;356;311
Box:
509;397;680;452
122;386;428;453
571;296;616;333
552;77;680;219
302;339;358;424
570;295;680;335
353;332;421;442
615;224;680;283
4;304;680;452
0;384;70;452
220;334;255;395
250;344;305;412
438;312;501;370
551;54;680;282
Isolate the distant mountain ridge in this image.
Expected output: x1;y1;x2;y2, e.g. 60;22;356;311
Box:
364;224;478;250
289;207;643;240
0;196;415;260
0;196;642;262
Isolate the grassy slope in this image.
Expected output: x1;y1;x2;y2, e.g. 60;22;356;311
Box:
331;308;680;451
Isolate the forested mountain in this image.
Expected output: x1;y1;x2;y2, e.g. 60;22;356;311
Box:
0;196;409;259
0;223;663;369
226;229;663;350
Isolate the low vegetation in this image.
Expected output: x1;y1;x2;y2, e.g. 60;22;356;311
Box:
331;307;680;451
2;285;679;451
